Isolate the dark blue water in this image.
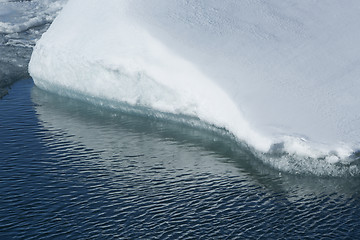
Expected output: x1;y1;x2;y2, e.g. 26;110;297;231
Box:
1;79;360;239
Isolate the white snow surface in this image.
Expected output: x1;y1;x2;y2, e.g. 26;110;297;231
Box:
29;0;360;164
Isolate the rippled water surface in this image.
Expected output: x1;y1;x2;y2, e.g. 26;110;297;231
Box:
1;79;360;239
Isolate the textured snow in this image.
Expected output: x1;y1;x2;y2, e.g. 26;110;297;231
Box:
29;0;360;165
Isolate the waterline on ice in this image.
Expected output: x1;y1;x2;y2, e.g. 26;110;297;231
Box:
29;0;360;175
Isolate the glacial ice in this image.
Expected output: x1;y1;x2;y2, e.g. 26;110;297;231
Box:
29;0;360;166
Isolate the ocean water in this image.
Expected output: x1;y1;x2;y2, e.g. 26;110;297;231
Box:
1;79;360;239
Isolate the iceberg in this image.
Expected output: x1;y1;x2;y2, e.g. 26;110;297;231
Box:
29;0;360;167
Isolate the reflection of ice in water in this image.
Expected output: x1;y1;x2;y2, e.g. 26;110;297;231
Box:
31;86;360;201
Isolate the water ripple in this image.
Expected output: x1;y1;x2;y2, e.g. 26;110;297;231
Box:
0;80;360;239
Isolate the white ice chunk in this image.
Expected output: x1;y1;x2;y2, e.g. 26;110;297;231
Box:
29;0;360;161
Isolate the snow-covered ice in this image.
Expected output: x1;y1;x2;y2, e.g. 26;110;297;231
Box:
29;0;360;170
